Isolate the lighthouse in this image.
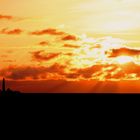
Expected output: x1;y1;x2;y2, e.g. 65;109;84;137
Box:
2;78;6;93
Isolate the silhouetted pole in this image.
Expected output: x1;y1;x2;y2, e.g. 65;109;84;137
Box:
2;78;6;92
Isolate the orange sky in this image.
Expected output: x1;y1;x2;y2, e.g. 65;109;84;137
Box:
1;0;140;93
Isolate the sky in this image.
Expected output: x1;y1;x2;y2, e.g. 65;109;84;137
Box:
1;0;140;92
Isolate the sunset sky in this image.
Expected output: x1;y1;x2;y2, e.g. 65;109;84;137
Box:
1;0;140;93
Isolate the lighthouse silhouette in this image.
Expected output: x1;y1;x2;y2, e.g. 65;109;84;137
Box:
2;78;6;93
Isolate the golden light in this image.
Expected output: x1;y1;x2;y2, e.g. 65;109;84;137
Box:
103;21;135;32
116;56;133;64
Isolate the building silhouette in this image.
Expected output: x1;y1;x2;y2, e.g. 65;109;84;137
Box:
2;78;6;93
0;78;21;96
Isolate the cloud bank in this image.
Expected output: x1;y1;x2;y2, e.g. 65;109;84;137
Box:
1;17;140;81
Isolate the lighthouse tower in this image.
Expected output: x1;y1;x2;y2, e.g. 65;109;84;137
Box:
2;78;6;93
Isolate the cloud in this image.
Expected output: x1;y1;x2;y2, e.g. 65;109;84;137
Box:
32;50;61;62
63;44;80;48
62;35;77;41
108;47;140;57
30;28;65;36
38;41;49;46
63;53;73;56
0;14;13;20
1;25;140;81
0;28;23;35
65;63;140;81
64;65;103;79
1;62;140;81
0;64;66;80
0;14;22;21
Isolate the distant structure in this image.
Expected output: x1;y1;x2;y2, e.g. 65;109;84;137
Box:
2;78;6;93
0;78;21;96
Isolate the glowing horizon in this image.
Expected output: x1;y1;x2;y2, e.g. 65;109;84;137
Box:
1;0;140;84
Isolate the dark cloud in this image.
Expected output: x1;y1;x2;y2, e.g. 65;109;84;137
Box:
108;47;140;57
102;62;140;80
30;28;65;36
1;62;140;81
0;28;23;35
32;50;60;62
68;65;107;79
0;64;66;80
65;63;140;80
62;35;77;41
